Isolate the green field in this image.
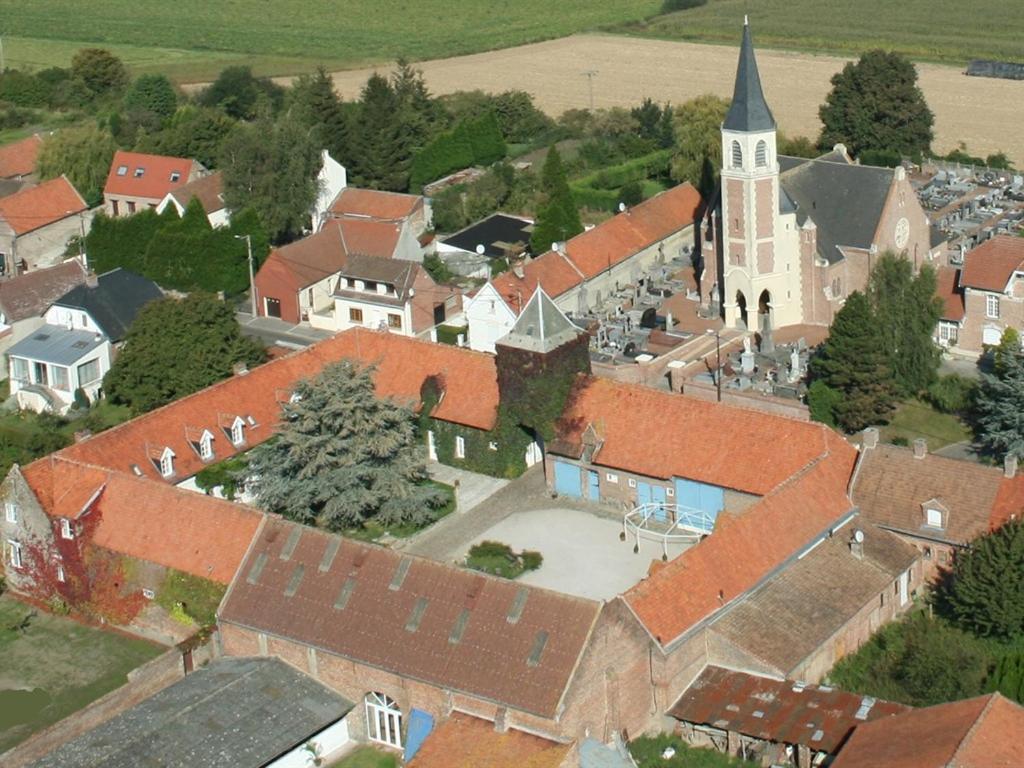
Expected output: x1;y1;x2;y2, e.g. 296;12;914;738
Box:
625;0;1024;64
0;0;662;81
0;595;163;752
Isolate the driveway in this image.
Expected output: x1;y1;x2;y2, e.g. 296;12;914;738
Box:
458;507;690;601
236;312;334;348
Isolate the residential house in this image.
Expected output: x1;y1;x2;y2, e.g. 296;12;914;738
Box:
437;213;534;278
0;133;43;196
103;150;204;217
326;186;431;237
313;150;348;231
700;22;938;332
946;235;1024;355
465;182;703;353
254;218;443;329
851;430;1024;580
218;516;653;752
934;264;966;349
831;693;1024;768
0;259;87;378
670;667;908;767
30;657;355;768
7;267;162;412
155;170;228;227
0;176;89;274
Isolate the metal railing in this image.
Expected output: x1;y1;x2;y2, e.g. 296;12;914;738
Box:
623;502;716;560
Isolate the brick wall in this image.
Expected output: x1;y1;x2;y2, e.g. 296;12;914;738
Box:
755;179;774;242
958;287;1024;355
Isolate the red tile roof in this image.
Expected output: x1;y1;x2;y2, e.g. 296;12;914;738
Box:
220;517;601;718
329;187;423;221
624;430;857;645
959;236;1024;292
409;713;571;768
490;182;703;312
21;457;262;583
0;134;43;178
104;150;196;201
670;667;909;754
167;170;224;214
935;266;965;321
0;259;87;323
553;376;831;495
832;693;1024;768
56;328;499;482
990;476;1024;531
336;217;403;258
0;176;86;235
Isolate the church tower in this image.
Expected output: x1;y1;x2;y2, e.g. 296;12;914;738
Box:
719;20;800;332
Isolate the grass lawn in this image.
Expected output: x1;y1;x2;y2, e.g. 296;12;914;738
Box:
880;399;972;452
327;746;398;768
0;594;164;752
622;0;1024;65
343;480;456;543
630;733;757;768
0;1;662;82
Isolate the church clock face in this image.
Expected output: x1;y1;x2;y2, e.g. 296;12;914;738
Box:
894;217;910;250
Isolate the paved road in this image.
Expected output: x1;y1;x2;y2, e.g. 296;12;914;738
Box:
236;312;334;349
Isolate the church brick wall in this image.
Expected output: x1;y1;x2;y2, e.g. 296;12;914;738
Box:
755;179;774;241
871;174;934;270
725;179;746;266
756;241;775;274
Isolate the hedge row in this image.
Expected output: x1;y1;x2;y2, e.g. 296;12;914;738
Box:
410;111;507;191
569;148;674;212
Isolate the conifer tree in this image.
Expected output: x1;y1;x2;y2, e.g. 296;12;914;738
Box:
530;146;582;253
809;291;897;431
975;330;1024;460
944;520;1024;640
290;67;350;165
349;73;414;191
248;361;446;530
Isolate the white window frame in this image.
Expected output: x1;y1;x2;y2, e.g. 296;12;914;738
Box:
365;692;402;748
628;478;637;489
8;539;22;569
56;563;66;583
986;293;1000;319
606;472;618;483
160;451;174;478
666;487;675;498
4;502;17;524
231;420;245;446
925;507;943;528
731;140;743;169
60;518;74;540
200;433;214;461
455;436;466;459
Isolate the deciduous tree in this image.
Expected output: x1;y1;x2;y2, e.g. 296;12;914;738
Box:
199;65;284;120
819;50;934;157
70;48;129;97
670;94;728;198
122;74;177;120
36;124;117;205
104;293;266;414
135;105;237;169
247;360;447;530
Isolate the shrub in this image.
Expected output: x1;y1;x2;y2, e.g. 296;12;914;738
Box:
521;550;544;571
807;380;841;427
155;570;225;628
926;374;977;414
436;324;468;346
661;0;708;12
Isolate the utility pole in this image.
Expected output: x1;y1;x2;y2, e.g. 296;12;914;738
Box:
235;234;257;316
583;70;597;111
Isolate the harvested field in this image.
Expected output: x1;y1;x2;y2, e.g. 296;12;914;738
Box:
325;35;1024;165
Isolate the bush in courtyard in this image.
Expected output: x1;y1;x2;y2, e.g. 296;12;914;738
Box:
926;374;977;415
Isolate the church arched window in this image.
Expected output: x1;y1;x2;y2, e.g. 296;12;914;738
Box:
731;141;743;169
755;140;768;168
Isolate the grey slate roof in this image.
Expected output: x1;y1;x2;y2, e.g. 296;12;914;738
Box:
723;22;776;133
579;738;636;768
499;287;581;353
31;657;354;768
52;268;163;342
7;324;105;366
780;159;894;264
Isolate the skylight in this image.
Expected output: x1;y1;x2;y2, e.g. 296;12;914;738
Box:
527;630;549;667
333;577;357;610
389;557;412;591
405;597;429;632
283;564;305;597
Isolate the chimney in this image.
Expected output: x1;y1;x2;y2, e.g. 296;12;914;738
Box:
862;427;879;450
912;438;927;459
232;362;249;376
85;271;99;288
849;529;865;560
493;707;509;733
1005;454;1018;479
512;261;525;279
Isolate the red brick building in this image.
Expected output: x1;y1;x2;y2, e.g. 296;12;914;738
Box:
103;150;204;217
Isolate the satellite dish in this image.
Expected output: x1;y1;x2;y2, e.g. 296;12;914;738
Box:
853;529;865;544
618;202;626;212
475;244;485;255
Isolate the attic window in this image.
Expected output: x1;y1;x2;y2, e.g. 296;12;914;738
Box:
170;171;181;182
319;538;341;572
231;419;245;446
925;507;944;528
158;450;174;478
130;464;143;477
405;597;429;632
507;586;529;625
246;552;268;585
199;432;213;460
116;165;128;176
60;518;74;540
527;630;549;667
134;167;145;178
279;526;302;561
71;340;89;349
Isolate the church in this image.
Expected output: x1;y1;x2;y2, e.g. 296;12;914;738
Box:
699;21;939;333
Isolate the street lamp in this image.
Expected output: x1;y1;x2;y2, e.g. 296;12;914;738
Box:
234;234;257;316
706;328;722;402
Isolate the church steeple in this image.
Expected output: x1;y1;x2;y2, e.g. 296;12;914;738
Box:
723;18;776;133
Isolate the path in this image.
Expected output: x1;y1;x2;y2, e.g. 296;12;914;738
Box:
427;462;509;515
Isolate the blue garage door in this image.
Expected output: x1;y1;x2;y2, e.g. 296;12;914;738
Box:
554;461;583;497
674;478;724;526
587;470;600;501
637;482;668;521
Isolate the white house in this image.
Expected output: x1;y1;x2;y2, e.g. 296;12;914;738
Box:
463;282;519;353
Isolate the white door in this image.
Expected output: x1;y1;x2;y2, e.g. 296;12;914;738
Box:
365;692;402;748
983;325;1003;345
427;430;437;461
524;441;542;467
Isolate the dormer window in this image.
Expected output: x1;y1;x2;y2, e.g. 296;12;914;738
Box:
232;420;244;446
922;498;947;529
200;432;214;460
926;507;943;528
170;171;181;182
156;447;175;478
134;167;145;178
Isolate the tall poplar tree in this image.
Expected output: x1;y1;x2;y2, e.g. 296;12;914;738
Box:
248;361;447;530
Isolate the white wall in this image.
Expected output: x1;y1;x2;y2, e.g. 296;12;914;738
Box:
45;305;101;334
9;339;112;413
331;295;414;336
268;716;351;768
465;282;517;353
313;151;348;232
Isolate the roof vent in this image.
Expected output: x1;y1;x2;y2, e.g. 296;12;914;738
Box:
507;587;529;624
130;464;143;476
389;557;412;591
913;438;927;459
352;549;368;569
855;696;877;720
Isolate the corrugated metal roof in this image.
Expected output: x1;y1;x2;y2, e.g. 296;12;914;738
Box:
670;667;908;754
7;324;105;366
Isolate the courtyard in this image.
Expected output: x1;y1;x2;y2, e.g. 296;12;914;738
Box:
0;595;164;753
459;507;690;600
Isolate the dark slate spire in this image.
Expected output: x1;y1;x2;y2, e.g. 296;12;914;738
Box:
723;18;776;132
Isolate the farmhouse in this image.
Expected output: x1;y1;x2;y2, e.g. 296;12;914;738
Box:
103;150;205;217
326;186;431;237
0;176;89;274
155;170;228;227
465;182;703;353
0;133;43;195
700;21;937;333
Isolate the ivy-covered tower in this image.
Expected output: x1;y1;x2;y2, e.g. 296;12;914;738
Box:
495;288;591;442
